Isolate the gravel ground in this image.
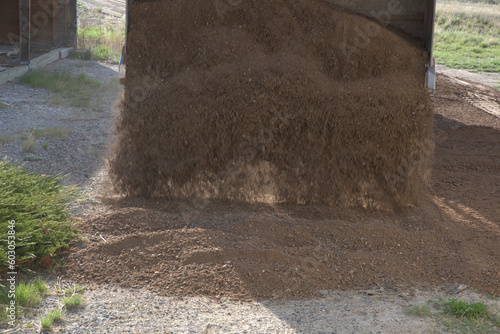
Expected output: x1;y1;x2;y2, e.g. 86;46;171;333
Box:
5;276;499;334
1;60;499;334
0;59;119;192
8;276;499;334
437;65;500;89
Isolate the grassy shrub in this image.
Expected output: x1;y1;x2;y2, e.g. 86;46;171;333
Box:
0;159;78;271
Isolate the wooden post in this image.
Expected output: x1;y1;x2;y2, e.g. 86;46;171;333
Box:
52;0;56;44
19;0;31;65
424;0;437;59
65;0;77;48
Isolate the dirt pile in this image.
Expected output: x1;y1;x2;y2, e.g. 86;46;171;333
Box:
66;75;500;300
110;0;433;208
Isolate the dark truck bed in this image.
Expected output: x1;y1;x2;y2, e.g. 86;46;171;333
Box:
122;0;436;92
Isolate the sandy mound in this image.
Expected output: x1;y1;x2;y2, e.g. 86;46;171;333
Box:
110;0;433;209
65;76;500;300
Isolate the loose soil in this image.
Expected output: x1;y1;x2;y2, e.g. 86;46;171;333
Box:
65;74;500;301
110;0;433;209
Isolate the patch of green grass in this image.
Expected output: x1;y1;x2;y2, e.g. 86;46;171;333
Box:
0;278;48;324
444;299;490;319
62;294;82;308
40;308;65;329
21;133;35;153
0;135;15;144
41;142;49;150
14;282;44;308
405;304;432;317
435;1;500;72
407;298;500;333
64;285;84;296
33;127;72;140
33;277;48;296
1;278;83;327
19;70;102;109
0;102;10;109
72;22;124;64
0;159;79;270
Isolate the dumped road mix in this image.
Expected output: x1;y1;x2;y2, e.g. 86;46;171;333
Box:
67;74;500;300
110;0;433;209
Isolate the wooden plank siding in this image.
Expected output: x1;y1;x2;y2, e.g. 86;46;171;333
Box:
0;0;76;54
0;2;20;43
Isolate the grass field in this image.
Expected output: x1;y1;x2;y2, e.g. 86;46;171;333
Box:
435;0;500;72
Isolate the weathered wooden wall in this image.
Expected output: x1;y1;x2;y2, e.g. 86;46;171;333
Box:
0;0;76;51
0;2;20;43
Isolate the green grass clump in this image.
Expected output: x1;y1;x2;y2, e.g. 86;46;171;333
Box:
435;1;500;72
14;282;43;308
405;304;432;317
0;278;48;323
19;70;101;109
444;299;490;319
21;133;35;153
0;159;78;270
0;135;15;144
33;277;48;296
62;294;82;308
407;297;500;333
40;308;65;329
33;127;72;141
64;285;84;296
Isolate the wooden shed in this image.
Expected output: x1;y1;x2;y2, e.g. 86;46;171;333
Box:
0;0;77;65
